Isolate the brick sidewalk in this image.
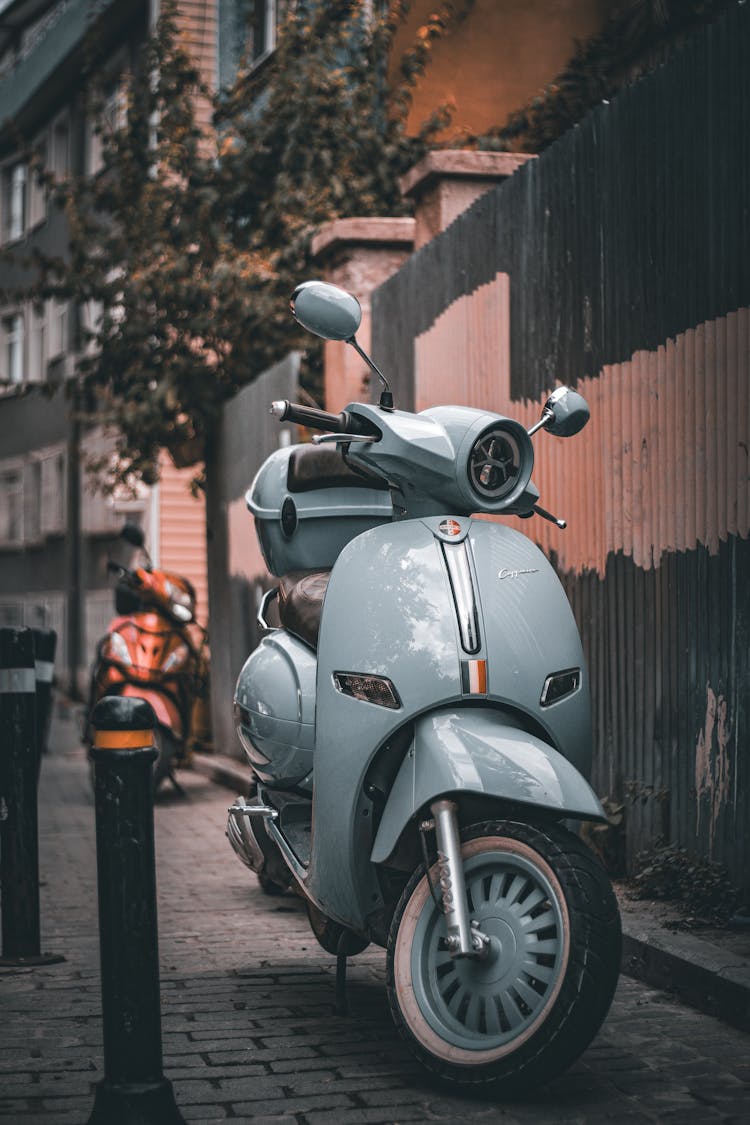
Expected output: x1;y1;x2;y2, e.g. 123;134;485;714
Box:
1;704;749;1124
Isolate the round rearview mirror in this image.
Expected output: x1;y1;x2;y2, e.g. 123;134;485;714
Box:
120;522;145;549
542;386;590;437
290;281;362;342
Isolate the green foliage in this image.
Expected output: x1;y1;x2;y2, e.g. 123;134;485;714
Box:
7;0;454;489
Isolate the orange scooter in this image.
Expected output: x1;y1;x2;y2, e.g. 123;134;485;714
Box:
87;524;208;791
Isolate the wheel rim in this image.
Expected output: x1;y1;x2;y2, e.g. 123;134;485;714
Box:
404;838;569;1058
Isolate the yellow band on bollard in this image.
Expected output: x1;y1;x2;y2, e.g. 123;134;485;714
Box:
94;729;154;749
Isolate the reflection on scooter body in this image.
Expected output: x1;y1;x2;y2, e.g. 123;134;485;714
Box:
227;282;621;1092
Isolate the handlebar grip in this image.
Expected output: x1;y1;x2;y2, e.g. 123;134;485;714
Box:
270;400;377;437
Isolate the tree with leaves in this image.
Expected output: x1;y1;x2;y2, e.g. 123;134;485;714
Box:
10;0;461;491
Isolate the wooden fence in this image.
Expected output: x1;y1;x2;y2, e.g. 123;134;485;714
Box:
372;3;750;890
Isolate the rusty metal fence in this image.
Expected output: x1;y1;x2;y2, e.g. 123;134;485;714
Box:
372;3;750;889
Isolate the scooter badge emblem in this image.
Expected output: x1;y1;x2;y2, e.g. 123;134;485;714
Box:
439;519;462;537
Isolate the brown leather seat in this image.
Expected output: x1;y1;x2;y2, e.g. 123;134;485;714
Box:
278;570;331;649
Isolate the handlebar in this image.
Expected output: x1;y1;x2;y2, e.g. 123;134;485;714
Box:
270;400;379;438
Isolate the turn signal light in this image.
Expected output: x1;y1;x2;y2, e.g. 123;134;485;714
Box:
540;668;581;707
333;672;401;710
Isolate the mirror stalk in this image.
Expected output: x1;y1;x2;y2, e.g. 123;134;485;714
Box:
527;409;554;438
347;337;394;411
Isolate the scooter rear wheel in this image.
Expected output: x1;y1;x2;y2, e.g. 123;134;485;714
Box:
386;819;620;1092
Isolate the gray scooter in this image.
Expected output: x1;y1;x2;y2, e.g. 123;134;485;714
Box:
228;281;621;1092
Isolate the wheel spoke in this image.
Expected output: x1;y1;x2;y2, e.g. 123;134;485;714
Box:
484;993;502;1034
467;872;487;908
529;938;560;955
518;887;547;915
521;958;555;983
521;908;557;933
487;870;505;905
440;974;462;1009
445;981;467;1018
503;874;528;906
514;976;543;1010
500;988;524;1027
463;993;482;1031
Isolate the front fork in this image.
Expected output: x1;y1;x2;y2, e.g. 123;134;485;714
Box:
427;799;489;959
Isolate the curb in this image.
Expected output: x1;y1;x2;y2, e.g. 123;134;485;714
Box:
619;910;750;1033
190;751;254;795
191;751;750;1034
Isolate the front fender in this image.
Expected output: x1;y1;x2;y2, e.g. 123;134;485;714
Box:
370;708;605;864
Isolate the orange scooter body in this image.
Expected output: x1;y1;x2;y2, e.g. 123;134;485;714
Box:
89;567;202;757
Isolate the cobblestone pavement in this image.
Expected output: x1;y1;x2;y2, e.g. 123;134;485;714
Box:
1;711;749;1124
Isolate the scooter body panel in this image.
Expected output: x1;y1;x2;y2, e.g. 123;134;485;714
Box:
370;707;605;865
304;515;594;929
235;631;316;788
120;682;184;739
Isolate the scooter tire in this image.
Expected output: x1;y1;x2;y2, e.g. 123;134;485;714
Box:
386;818;621;1093
152;726;177;793
306;901;370;957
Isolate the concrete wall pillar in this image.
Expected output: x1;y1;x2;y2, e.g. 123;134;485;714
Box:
399;150;536;250
311;218;415;410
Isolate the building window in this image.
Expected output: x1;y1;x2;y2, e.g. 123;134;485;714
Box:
0;466;24;544
2;313;25;384
218;1;285;87
87;83;126;175
48;299;69;358
28;144;47;229
250;0;278;61
29;303;46;381
3;162;27;242
51;116;70;179
40;449;66;535
24;459;42;543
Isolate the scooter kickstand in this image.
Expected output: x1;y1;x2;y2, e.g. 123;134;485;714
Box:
334;930;349;1017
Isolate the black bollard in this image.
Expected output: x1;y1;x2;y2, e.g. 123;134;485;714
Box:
88;696;186;1125
32;628;57;782
0;627;63;967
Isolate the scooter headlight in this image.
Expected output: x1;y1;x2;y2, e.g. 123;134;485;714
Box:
468;425;525;501
107;631;132;666
333;672;401;710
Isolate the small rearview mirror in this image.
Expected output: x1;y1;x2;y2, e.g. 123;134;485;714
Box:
290;281;362;342
542;386;590;437
120;522;145;549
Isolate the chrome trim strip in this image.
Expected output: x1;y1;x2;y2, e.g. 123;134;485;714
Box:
265;816;309;883
442;542;481;654
257;586;279;632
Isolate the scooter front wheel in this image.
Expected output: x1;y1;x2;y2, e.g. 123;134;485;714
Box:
386;819;620;1092
152;726;177;792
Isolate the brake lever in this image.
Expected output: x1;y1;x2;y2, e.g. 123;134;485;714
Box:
311;433;376;445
